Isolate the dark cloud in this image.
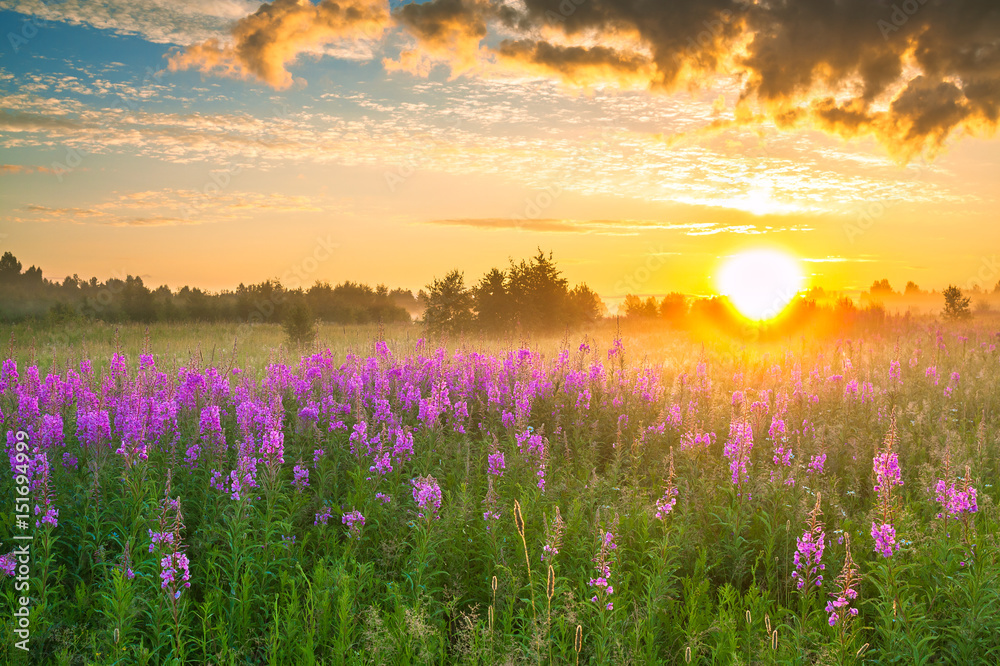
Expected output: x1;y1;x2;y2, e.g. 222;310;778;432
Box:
168;0;1000;159
393;0;1000;159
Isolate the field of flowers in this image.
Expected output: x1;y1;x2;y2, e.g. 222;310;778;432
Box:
1;323;999;664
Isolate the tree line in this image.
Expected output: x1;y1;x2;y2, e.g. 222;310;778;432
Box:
0;252;418;325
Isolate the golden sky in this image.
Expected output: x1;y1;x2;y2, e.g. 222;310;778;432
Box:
1;0;999;299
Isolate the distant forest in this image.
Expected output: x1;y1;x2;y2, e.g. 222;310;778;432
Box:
0;252;420;325
1;249;993;333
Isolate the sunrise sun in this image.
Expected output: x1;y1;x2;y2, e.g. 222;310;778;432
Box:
717;249;805;321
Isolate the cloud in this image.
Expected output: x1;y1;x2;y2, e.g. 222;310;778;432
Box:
424;218;810;236
0;164;58;174
18;190;326;226
168;0;391;88
493;40;656;89
0;0;262;45
385;0;489;77
9;0;1000;159
384;0;1000;160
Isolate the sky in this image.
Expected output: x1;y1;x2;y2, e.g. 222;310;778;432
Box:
1;0;999;301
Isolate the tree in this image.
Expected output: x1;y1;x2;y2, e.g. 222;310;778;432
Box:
566;284;604;325
423;270;473;335
623;294;657;318
942;285;971;320
282;298;317;347
474;268;510;333
904;281;923;296
0;252;22;284
659;293;687;322
506;249;570;330
870;279;894;295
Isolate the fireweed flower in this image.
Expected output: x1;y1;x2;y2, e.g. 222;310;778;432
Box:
0;551;16;577
871;416;903;558
150;484;191;600
515;427;548;491
228;438;259;501
724;416;754;489
31;449;58;529
375;492;391;504
654;448;679;521
292;461;309;492
826;533;861;628
888;360;902;384
411;475;442;520
935;463;978;544
76;409;112;449
541;506;566;561
342;510;365;540
315;506;333;526
808;454;827;474
680;429;712;451
588;516;619;611
935;468;978;518
487;450;505;477
791;494;826;594
160;552;191;592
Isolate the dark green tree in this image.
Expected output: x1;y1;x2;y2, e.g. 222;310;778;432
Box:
942;285;972;320
282;298;317;347
474;268;510;333
506;249;570;330
0;252;22;284
423;270;473;335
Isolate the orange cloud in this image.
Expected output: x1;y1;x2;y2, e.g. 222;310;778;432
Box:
385;0;490;77
168;0;391;89
493;40;656;89
0;164;57;175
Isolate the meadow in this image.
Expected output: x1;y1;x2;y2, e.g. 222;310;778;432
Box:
1;318;999;664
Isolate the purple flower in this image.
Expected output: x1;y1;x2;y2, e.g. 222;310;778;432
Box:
292;462;309;492
827;534;861;627
723;417;754;487
791;496;825;592
487;450;505;477
808;454;826;474
315;506;333;526
411;475;443;520
159;552;191;591
0;552;15;577
342;510;365;540
871;522;897;558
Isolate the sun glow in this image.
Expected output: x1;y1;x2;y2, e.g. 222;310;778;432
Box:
717;249;805;320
